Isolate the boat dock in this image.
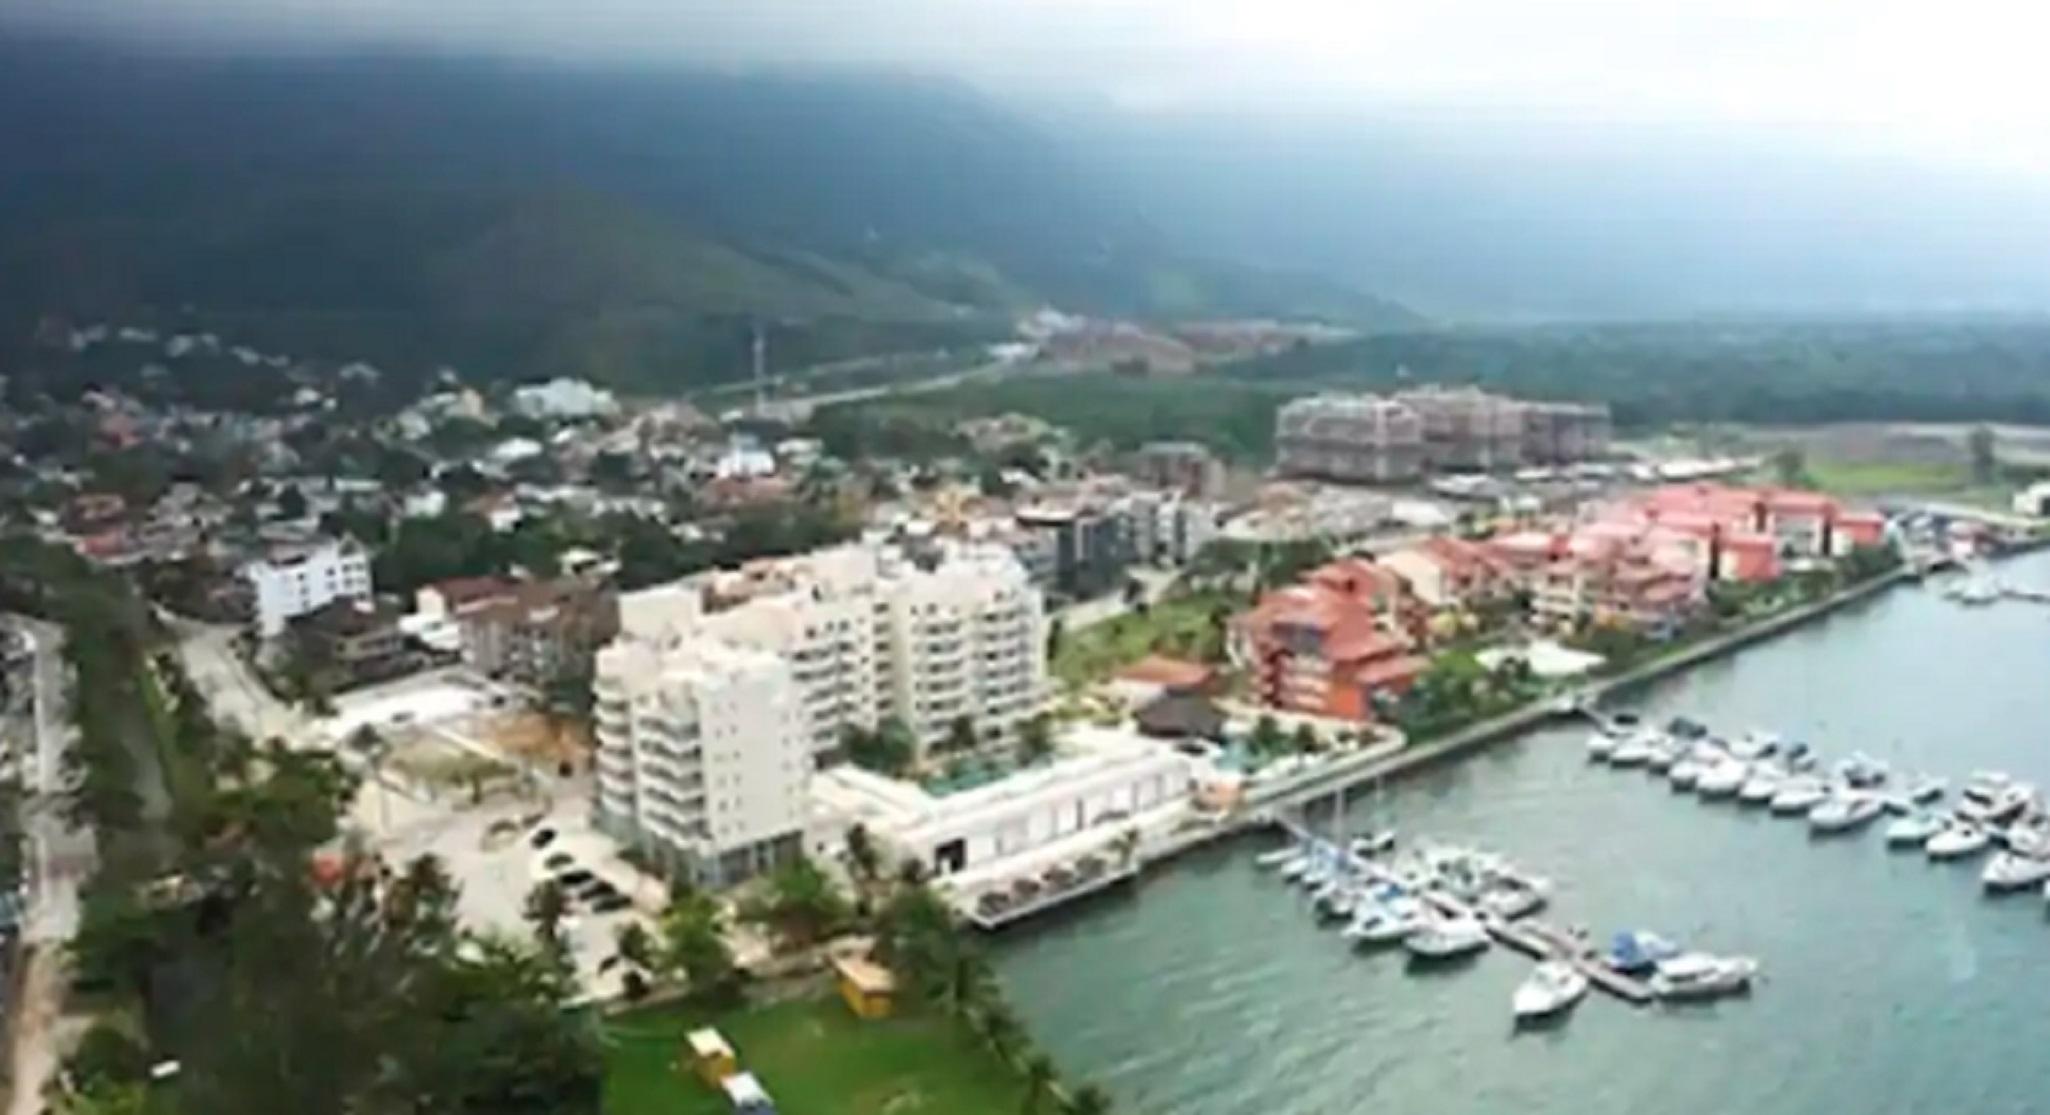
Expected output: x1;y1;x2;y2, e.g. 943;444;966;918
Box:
1275;817;1657;1008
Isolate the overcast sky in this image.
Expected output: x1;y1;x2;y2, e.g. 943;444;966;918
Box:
9;0;2050;172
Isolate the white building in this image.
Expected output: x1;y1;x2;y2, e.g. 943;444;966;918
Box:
618;541;1045;757
243;539;372;637
810;726;1193;886
512;377;618;420
1127;492;1223;567
593;637;810;886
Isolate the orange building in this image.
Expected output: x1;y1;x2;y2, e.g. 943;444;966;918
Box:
1233;563;1430;723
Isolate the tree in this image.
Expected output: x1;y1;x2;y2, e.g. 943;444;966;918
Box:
944;715;978;755
660;892;741;1005
1022;1053;1060;1115
1249;714;1285;756
976;999;1026;1062
740;857;852;950
523;879;570;955
1969;425;1998;484
1290;723;1320;754
276;485;308;521
1771;446;1808;487
844;719;916;777
1068;1083;1115;1115
1016;715;1056;765
844;823;881;888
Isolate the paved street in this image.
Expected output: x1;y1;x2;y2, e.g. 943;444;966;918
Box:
6;617;98;1115
164;613;309;744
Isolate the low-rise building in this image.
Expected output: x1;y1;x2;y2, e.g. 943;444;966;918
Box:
294;599;409;687
1232;560;1430;722
244;539;372;637
1130;441;1225;498
512;377;618;420
1015;500;1133;599
1379;536;1509;610
447;579;621;687
593;636;810;887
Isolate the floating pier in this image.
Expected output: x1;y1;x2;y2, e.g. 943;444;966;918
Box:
1273;817;1657;1008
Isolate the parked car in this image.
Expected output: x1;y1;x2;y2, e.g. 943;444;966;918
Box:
556;868;595;888
543;852;573;870
528;827;558;850
590;894;631;914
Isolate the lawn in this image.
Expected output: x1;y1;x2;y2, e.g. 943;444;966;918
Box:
1778;458;2012;506
604;996;1029;1115
1051;589;1236;688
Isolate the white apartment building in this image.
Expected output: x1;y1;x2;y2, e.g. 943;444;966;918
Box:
512;376;619;419
243;539;371;637
617;542;1046;757
592;636;810;886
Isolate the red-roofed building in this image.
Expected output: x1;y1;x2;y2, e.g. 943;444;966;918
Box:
1832;509;1887;552
1232;574;1430;723
1379;536;1508;610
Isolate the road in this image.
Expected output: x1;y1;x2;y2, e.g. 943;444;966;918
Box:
163;614;309;744
7;617;98;1115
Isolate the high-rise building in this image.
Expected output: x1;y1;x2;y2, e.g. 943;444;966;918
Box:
1130;441;1226;498
615;541;1045;757
593;637;809;886
1393;385;1528;472
1273;394;1426;483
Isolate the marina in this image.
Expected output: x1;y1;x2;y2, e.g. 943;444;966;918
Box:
994;549;2050;1115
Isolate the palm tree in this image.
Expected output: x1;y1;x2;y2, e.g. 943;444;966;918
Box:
523;879;569;947
844;823;880;888
1021;1053;1059;1115
1067;1083;1114;1115
613;921;654;972
940;949;994;1019
975;999;1025;1062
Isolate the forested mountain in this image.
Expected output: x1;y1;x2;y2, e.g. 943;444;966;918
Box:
0;37;1416;391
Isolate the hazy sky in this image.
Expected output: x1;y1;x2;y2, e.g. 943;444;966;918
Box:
8;0;2050;172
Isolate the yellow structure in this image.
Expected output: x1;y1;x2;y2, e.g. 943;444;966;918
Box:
833;956;898;1020
684;1027;738;1086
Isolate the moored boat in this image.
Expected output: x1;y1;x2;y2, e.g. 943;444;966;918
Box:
1344;895;1427;946
1769;776;1830;815
1696;760;1749;799
1834;752;1890;789
1809;792;1885;834
1926;820;1992;860
1982;851;2050;893
1885;811;1945;848
1586;731;1619;761
1728;730;1781;761
1737;767;1783;805
1649;953;1758;1000
1513;960;1590;1021
1604;930;1682;975
1668;759;1705;790
1403;911;1492;961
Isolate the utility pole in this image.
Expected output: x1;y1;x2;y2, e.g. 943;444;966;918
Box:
751;321;768;415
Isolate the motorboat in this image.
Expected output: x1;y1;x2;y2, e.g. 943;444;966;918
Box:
1403;912;1492;961
1737;767;1784;805
1834;752;1890;789
1343;895;1427;946
1885;812;1946;848
1960;782;2037;826
1955;577;1999;606
1649;953;1758;1000
1513;960;1590;1021
1665;716;1710;741
1256;847;1302;870
1477;875;1551;920
1277;855;1314;882
1696;760;1750;799
1769;776;1831;815
1781;742;1817;772
1348;830;1397;860
1609;732;1656;768
1667;759;1705;791
1906;776;1948;806
1728;730;1781;761
1315;884;1361;920
1586;731;1619;761
1809;792;1886;834
1645;738;1682;773
1926;820;1992;860
1982;852;2050;893
1604;930;1682;975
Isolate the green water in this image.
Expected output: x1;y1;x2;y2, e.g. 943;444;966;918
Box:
996;553;2050;1115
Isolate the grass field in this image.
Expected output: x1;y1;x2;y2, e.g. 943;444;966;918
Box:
604;997;1029;1115
1771;458;2013;507
1051;590;1235;688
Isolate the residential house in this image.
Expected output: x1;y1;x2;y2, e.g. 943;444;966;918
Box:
294;599;410;688
1232;561;1431;722
1379;536;1508;610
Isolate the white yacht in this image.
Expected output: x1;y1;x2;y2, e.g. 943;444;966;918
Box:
1926;821;1992;860
1960;781;2037;826
1477;876;1551;920
1696;760;1750;799
1885;812;1945;848
1586;731;1619;761
1609;732;1656;768
1348;830;1398;860
1344;896;1427;946
1667;759;1706;791
1906;776;1948;806
1277;854;1314;881
1513;960;1590;1021
1737;767;1784;805
1649;953;1758;1001
1769;776;1831;815
1403;912;1492;960
1809;792;1885;834
1645;737;1682;773
1256;847;1301;870
1834;752;1890;789
1728;730;1781;761
1982;852;2050;893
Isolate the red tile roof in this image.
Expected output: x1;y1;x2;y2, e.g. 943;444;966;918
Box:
1116;655;1217;691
